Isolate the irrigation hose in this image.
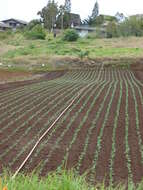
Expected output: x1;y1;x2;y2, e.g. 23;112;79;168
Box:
11;64;104;180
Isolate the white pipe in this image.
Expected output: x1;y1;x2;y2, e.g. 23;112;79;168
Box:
11;64;104;179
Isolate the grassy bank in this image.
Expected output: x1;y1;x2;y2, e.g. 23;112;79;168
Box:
0;170;143;190
0;32;143;72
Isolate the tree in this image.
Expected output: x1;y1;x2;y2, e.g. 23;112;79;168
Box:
56;3;71;29
38;0;58;31
56;12;71;29
64;0;71;13
83;1;99;26
91;1;99;19
27;19;41;30
106;21;119;38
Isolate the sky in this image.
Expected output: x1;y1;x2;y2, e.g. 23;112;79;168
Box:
0;0;143;22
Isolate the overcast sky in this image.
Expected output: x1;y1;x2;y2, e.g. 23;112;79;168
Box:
0;0;143;22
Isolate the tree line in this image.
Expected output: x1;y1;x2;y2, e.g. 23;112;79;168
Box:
37;0;72;31
27;0;143;38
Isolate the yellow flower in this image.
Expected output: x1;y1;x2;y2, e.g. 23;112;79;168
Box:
3;186;8;190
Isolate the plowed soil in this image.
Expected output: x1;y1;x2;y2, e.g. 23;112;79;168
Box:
0;67;143;187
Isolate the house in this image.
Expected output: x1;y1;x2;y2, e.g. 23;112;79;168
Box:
0;22;11;31
74;25;96;37
56;12;81;30
70;13;81;27
100;15;117;27
1;18;28;30
115;12;126;23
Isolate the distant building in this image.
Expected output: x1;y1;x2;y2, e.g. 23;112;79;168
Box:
74;25;96;37
1;18;28;30
70;13;81;27
0;22;11;31
115;12;126;23
100;14;117;26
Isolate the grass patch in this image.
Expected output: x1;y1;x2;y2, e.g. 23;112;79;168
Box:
0;170;143;190
0;170;94;190
1;33;143;71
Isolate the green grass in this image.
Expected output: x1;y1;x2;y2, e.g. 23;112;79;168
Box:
1;170;143;190
0;33;143;72
0;170;93;190
2;37;143;59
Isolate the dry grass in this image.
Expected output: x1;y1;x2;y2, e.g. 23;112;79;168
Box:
0;34;143;73
0;44;16;56
90;37;143;49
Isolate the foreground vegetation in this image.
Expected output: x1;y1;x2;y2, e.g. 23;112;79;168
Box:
1;170;143;190
0;170;93;190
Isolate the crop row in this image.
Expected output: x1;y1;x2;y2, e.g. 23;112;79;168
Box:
25;67;109;170
0;82;82;158
0;70;100;132
25;83;108;170
54;81;111;174
127;77;143;163
5;67;104;167
25;81;102;171
89;81;118;183
0;82;82;145
0;82;69;124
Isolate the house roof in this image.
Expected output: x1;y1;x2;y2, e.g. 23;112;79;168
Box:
0;22;12;28
2;18;28;25
70;13;81;18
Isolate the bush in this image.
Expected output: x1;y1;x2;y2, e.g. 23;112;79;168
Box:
78;50;89;60
105;16;143;38
25;24;46;40
63;29;79;41
119;16;143;37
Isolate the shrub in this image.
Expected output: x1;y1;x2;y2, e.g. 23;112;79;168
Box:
63;29;79;41
78;50;89;60
25;24;46;40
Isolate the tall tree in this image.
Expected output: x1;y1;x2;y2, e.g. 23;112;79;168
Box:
91;1;99;19
38;0;58;31
64;0;71;13
56;2;71;29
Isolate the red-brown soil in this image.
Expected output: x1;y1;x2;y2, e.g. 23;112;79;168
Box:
0;70;66;91
0;68;143;187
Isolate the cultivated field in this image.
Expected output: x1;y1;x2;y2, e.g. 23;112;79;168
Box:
0;66;143;186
